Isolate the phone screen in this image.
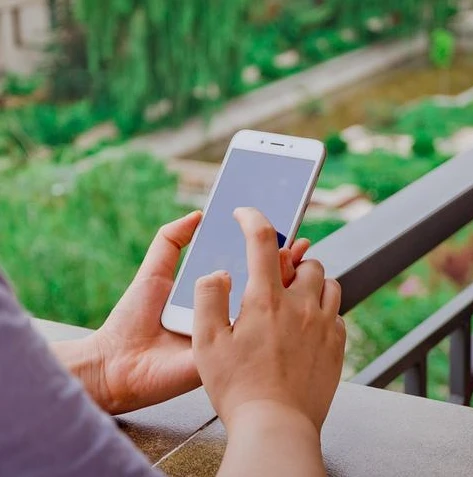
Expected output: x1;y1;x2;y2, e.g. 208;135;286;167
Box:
171;148;315;319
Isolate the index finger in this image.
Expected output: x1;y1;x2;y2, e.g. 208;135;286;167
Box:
233;207;282;290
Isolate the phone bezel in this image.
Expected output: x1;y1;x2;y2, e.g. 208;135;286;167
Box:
161;129;326;336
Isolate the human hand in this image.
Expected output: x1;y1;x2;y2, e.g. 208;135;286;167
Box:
193;207;345;434
53;211;310;414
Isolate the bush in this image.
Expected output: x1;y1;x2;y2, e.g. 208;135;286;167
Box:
2;73;43;97
412;132;436;157
14;101;99;146
325;132;348;156
301;30;348;62
391;101;473;138
0;153;185;328
430;28;455;69
346;151;435;202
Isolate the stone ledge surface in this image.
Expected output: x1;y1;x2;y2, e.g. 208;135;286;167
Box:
37;318;473;476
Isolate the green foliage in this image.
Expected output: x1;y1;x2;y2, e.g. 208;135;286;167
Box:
279;2;336;43
65;1;461;133
74;1;252;133
346;151;435;202
0;153;183;328
302;29;360;62
412;131;436;157
349;255;458;400
389;100;473;138
430;28;455;69
350;266;456;371
325;132;348;156
1;73;43;97
298;218;346;244
317;157;356;189
0;117;35;166
13;101;100;147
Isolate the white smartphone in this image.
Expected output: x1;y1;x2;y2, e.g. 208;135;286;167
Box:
161;129;326;336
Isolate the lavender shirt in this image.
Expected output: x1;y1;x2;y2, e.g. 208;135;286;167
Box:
0;274;164;477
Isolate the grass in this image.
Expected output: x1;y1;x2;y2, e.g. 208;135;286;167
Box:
317;157;356;189
0;153;185;328
382;100;473;138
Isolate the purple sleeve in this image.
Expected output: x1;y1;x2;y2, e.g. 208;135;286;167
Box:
0;274;165;477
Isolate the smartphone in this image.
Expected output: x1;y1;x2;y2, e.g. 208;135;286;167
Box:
161;129;326;336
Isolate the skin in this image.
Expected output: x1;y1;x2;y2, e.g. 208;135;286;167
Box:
193;208;346;477
53;208;346;476
51;210;312;414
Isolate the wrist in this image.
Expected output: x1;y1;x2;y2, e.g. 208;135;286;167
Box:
225;399;320;442
50;334;113;412
221;400;325;476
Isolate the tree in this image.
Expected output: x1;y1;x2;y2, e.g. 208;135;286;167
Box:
70;1;461;134
74;1;252;133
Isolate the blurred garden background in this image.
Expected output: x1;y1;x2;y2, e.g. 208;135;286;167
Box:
1;0;473;399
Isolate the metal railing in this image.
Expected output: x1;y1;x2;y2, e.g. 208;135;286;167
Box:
307;150;473;404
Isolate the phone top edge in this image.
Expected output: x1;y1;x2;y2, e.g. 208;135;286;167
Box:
230;129;325;162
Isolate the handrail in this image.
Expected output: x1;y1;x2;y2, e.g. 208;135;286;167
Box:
306;150;473;403
352;284;473;404
306;150;473;314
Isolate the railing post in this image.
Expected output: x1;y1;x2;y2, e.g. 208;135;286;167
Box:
449;315;472;406
404;358;427;397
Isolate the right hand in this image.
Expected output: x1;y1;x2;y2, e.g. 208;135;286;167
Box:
193;207;346;435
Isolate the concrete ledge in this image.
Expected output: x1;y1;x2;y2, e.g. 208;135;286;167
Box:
160;383;473;477
36;318;473;476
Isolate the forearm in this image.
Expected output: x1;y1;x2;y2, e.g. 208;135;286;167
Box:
50;335;112;413
219;401;326;477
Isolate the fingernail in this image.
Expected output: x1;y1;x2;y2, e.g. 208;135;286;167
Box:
186;210;202;218
212;270;229;278
298;238;311;248
234;206;253;214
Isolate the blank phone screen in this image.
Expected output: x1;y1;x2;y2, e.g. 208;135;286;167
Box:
171;148;315;318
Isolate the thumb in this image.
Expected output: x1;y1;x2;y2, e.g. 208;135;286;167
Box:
193;271;232;346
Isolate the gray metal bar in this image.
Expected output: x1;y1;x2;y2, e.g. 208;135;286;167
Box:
352;283;473;388
449;316;472;405
307;151;473;314
405;358;427;397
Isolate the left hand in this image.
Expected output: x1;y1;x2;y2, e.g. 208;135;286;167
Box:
54;211;310;414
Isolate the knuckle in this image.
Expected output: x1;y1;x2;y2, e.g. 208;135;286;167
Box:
253;223;277;244
312;259;326;276
325;278;341;297
327;277;341;291
156;223;169;239
157;223;178;246
248;288;282;314
305;259;325;278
